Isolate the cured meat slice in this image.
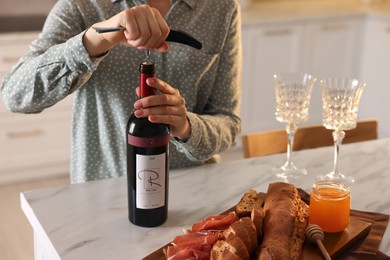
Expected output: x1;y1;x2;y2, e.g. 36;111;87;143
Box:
172;231;221;248
165;245;211;260
191;212;238;232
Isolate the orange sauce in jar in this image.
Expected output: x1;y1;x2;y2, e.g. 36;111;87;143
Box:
309;180;351;233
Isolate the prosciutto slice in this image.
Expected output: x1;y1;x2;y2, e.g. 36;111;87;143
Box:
191;212;238;232
164;212;237;260
165;245;211;260
172;230;221;248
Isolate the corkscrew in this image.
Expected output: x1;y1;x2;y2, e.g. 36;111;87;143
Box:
92;26;203;50
99;0;202;61
93;26;202;62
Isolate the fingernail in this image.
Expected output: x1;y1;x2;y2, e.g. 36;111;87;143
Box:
134;100;143;109
134;109;143;117
146;78;155;85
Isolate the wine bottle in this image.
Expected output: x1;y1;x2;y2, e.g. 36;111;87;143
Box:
126;61;170;227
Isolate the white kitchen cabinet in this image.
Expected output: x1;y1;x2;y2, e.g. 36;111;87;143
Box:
359;17;390;138
303;16;364;127
241;22;306;134
304;17;363;79
240;15;364;135
0;32;72;184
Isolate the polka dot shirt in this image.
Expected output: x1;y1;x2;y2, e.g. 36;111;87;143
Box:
1;0;242;183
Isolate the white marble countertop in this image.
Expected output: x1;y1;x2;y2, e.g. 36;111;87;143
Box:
21;138;390;259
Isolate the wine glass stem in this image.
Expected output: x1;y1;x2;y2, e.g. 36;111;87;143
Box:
332;129;345;176
285;123;297;167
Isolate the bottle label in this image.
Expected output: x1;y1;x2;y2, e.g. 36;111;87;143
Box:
128;134;170;147
136;153;166;209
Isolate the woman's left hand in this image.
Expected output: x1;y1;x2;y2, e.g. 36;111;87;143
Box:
134;77;191;141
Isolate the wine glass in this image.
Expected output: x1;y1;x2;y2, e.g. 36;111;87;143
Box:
317;78;366;184
272;73;316;179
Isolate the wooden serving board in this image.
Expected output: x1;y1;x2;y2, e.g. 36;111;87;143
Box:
302;217;371;259
143;192;372;260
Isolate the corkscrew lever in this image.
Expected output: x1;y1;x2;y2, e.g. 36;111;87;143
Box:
92;26;203;50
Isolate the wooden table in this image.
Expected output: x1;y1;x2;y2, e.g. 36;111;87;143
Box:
21;138;390;259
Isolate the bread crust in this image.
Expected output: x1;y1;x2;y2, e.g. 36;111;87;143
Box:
251;208;264;240
225;233;250;260
258;182;309;260
239;217;258;254
223;221;252;253
211;232;250;260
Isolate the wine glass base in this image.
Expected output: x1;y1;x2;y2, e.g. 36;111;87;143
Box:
316;172;355;184
271;164;307;180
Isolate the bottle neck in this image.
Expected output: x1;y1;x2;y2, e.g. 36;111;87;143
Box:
139;61;156;98
140;72;155;97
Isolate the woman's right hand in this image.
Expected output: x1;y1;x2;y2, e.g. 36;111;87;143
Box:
83;4;170;57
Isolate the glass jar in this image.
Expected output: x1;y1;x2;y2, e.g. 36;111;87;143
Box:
309;180;351;233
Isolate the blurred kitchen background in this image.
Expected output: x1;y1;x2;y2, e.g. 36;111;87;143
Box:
0;0;55;32
1;0;390;259
0;1;70;260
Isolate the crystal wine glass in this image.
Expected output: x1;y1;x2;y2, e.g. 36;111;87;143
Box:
317;78;366;184
272;73;316;179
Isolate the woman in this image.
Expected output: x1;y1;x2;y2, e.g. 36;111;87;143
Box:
1;0;242;183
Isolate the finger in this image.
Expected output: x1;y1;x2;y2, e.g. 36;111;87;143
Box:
148;8;170;50
135;86;140;94
135;104;186;118
121;9;140;43
156;41;170;52
146;78;177;95
148;114;189;140
120;6;169;51
139;8;164;49
130;6;152;47
135;94;177;110
148;114;179;124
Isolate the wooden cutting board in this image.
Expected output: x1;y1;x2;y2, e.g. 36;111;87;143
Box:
302;217;371;259
143;192;372;260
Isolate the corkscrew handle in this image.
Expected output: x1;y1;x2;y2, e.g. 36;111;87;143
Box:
92;26;203;50
166;29;202;50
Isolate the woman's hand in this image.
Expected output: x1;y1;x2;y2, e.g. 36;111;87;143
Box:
133;78;191;142
83;4;170;57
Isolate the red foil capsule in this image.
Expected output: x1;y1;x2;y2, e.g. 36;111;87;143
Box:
139;61;156;98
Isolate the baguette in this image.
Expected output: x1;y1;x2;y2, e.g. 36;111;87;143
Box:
258;182;309;260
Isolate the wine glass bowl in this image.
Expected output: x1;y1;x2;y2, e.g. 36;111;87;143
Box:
272;73;316;180
317;78;366;184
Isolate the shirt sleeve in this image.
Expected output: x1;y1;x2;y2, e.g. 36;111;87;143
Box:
0;1;104;114
171;4;242;161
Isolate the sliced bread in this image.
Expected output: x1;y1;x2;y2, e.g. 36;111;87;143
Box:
223;221;252;254
251;207;264;240
211;233;250;260
239;217;258;254
236;189;263;217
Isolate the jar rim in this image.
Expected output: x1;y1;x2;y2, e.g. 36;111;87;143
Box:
312;180;350;200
